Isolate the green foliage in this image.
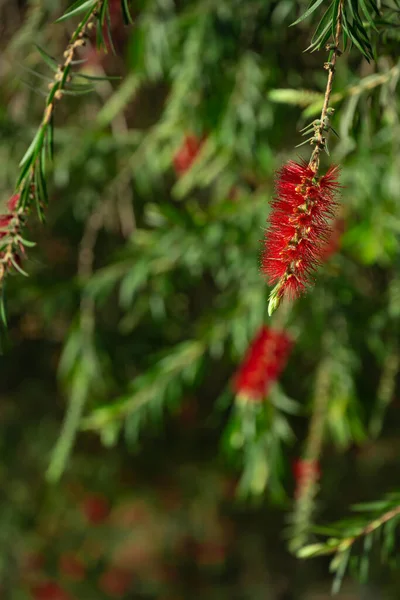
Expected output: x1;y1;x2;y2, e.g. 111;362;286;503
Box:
298;493;400;594
0;0;400;595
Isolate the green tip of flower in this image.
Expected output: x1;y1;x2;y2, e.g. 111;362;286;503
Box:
268;285;282;316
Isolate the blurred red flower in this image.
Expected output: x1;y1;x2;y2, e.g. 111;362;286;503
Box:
292;458;321;497
59;553;85;581
173;134;204;176
7;193;20;212
233;326;293;401
81;493;110;524
30;581;72;600
99;567;132;598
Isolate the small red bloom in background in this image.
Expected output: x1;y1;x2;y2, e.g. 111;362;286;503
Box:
292;458;321;498
262;161;340;313
233;326;293;401
59;553;85;581
30;581;72;600
195;541;227;567
81;493;110;524
7;193;20;212
0;215;12;232
173;134;204;177
99;567;132;598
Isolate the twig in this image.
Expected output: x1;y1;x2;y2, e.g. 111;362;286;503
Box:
309;0;344;173
289;355;332;552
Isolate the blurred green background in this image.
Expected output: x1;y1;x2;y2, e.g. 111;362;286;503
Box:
1;0;400;598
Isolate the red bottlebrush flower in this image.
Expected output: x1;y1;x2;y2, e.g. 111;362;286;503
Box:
195;541;227;567
173;134;204;176
262;161;340;313
59;553;85;581
292;458;321;498
233;326;293;401
30;582;72;600
0;213;14;241
7;193;20;212
81;494;110;524
99;568;132;598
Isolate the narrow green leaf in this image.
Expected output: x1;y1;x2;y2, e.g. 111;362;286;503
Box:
11;257;29;277
331;0;341;37
17;237;36;248
70;5;97;42
38;150;49;206
47;82;61;104
366;0;380;17
19;128;41;167
74;72;122;81
35;45;58;72
16;156;33;187
105;9;117;55
62;87;96;95
295;137;313;147
0;292;7;327
306;22;331;51
96;17;107;51
291;0;327;26
19;180;32;210
297;543;327;558
59;63;72;88
47;115;54;161
311;3;335;44
121;0;135;25
359;0;378;30
99;0;108;26
343;11;371;60
18;64;54;82
346;0;355;18
54;0;95;23
331;548;351;595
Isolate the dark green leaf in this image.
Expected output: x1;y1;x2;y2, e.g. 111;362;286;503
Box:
359;0;378;30
331;0;341;37
121;0;135;25
35;45;58;72
55;0;95;24
310;3;334;44
10;257;29;277
291;0;328;26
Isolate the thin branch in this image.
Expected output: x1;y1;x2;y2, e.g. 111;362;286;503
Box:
289;355;332;552
309;0;344;173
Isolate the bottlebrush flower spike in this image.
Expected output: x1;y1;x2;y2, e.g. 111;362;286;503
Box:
292;458;321;499
262;161;340;315
233;326;293;401
173;134;204;177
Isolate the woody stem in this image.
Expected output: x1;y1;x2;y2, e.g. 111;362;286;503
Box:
309;0;343;174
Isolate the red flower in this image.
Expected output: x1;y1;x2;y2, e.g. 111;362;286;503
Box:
173;134;204;176
292;458;321;498
262;161;340;313
30;582;72;600
81;494;110;524
0;215;12;231
99;568;132;598
59;553;85;581
233;326;292;401
7;193;20;212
